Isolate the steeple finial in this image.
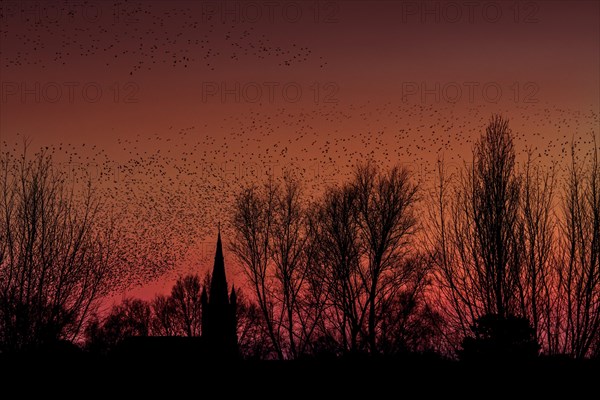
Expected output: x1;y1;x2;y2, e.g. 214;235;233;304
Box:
210;225;228;305
230;285;237;305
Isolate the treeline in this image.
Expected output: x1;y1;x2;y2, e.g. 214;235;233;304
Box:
1;115;598;360
225;114;599;359
83;274;270;358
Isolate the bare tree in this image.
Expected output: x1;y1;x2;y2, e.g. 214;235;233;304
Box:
0;145;116;351
378;264;442;355
235;289;275;359
425;158;472;352
559;138;600;358
467;115;522;318
520;154;557;353
150;295;177;336
353;162;420;354
231;174;323;359
169;274;203;337
270;174;323;358
308;184;365;353
430;115;529;353
296;222;329;356
306;163;420;355
230;180;283;359
84;298;151;352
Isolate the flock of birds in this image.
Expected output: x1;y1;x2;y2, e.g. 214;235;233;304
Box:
1;1;324;73
1;2;597;291
2;102;598;288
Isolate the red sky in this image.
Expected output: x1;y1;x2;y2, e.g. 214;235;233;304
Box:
1;0;598;304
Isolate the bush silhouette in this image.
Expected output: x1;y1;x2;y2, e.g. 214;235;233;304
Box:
460;314;539;361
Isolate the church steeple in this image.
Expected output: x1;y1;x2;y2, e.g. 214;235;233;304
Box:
202;225;238;358
209;224;229;305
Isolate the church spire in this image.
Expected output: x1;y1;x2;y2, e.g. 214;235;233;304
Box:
202;224;238;358
209;226;229;305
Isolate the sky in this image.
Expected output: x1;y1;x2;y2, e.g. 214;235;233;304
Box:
1;0;598;302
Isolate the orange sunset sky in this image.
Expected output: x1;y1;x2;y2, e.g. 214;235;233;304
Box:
1;0;598;302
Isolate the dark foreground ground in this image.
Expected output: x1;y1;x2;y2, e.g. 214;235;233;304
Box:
0;352;597;396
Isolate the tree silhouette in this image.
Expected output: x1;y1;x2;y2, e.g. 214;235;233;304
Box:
169;274;203;337
4;118;599;363
378;266;443;355
306;163;422;355
230;178;284;359
308;183;364;353
558;138;600;358
353;162;420;353
269;174;312;358
235;289;275;359
430;115;542;353
85;298;151;353
520;153;557;354
460;313;539;361
468;115;522;319
150;295;177;336
0;145;117;352
231;173;324;359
